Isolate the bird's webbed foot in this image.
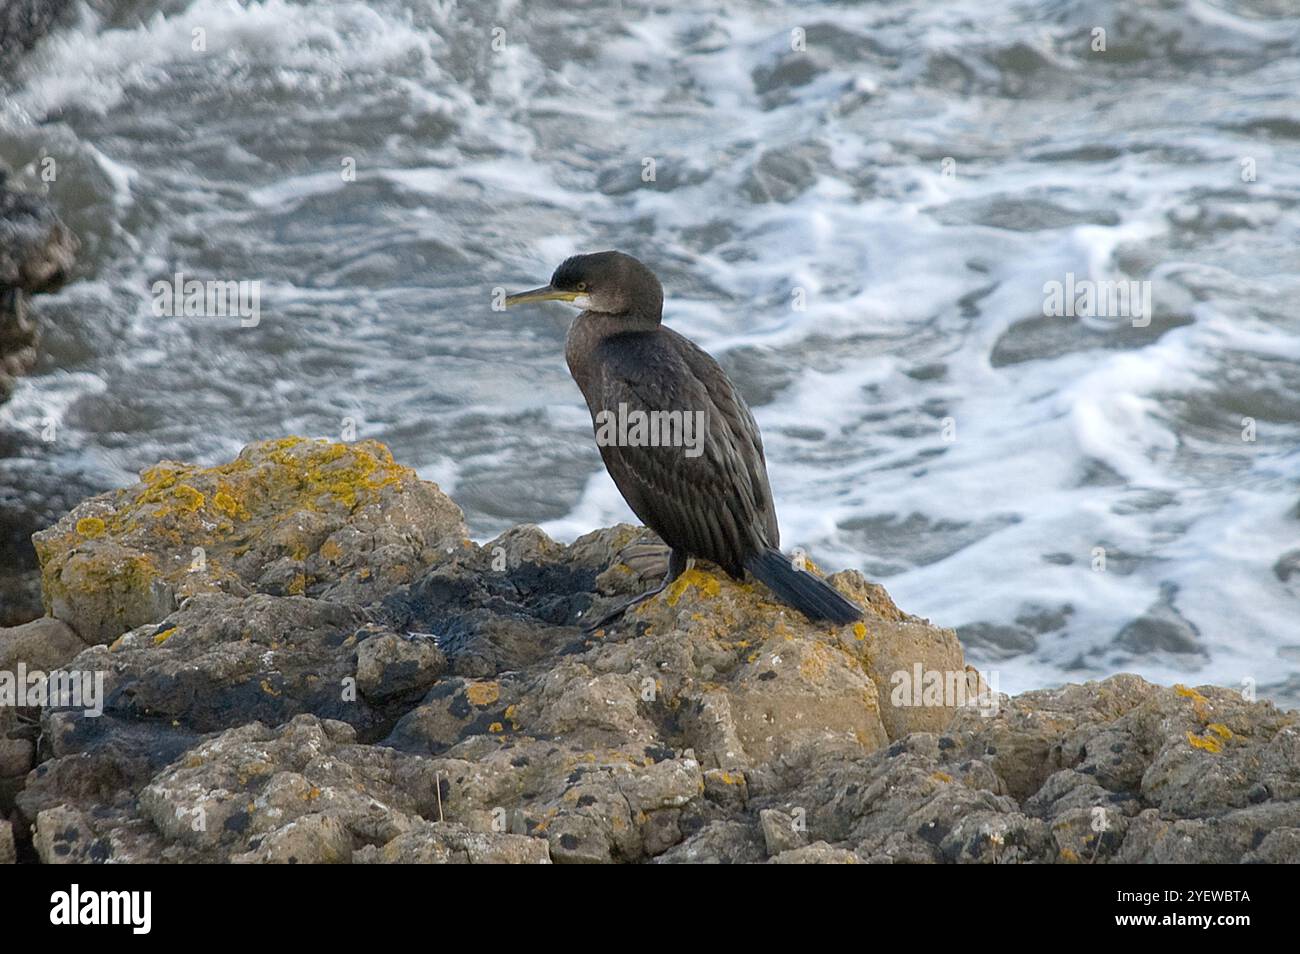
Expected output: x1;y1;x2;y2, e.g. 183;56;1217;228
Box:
581;550;691;634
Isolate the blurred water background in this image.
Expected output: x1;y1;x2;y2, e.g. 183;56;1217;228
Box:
1;0;1298;701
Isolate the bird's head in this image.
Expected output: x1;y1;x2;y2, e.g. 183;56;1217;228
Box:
504;250;663;322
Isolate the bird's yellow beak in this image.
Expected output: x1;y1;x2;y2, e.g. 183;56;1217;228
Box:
504;285;579;307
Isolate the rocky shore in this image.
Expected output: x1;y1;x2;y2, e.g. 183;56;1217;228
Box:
0;437;1295;864
0;177;83;628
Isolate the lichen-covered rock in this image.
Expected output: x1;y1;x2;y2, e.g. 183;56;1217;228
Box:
132;715;440;862
354;821;551;864
769;842;860;864
25;714;549;863
231;814;354;864
693;674;1298;864
8;439;1296;864
33;437;467;643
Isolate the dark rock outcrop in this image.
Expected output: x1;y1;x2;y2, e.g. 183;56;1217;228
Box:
0;0;79;64
0;178;79;405
0;178;82;625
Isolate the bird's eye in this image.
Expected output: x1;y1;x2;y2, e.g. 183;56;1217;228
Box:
576;281;587;291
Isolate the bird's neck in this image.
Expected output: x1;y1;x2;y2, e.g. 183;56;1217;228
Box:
565;310;658;387
573;309;660;338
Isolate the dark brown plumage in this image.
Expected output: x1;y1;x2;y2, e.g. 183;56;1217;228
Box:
505;250;861;627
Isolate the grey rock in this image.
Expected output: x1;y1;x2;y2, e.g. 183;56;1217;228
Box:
355;821;550;864
759;808;807;856
1275;549;1300;584
743;144;829;204
770;842;859;864
34;805;99;863
702;768;748;809
957;622;1038;658
0;615;88;673
356;632;447;702
0;185;79;292
1115;583;1204;655
231;814;353;864
1243;828;1300;863
0;737;34;779
656;821;766;864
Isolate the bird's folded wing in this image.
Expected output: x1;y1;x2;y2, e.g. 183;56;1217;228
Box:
590;330;778;570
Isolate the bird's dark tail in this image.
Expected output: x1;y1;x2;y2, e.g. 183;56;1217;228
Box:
744;547;862;625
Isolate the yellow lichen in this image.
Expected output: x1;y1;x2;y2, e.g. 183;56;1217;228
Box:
212;490;243;518
665;567;722;606
1174;683;1212;721
798;642;835;681
75;516;106;538
172;484;205;511
488;722;504;733
853;621;868;641
1187;731;1222;753
1207;723;1233;739
466;682;500;707
153;627;177;646
139;464;180;494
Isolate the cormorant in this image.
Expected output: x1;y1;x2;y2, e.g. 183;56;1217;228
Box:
505;250;862;628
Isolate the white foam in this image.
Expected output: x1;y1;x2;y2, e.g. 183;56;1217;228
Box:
12;0;442;119
5;0;1298;703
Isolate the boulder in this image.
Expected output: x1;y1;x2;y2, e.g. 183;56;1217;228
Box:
32;437;468;644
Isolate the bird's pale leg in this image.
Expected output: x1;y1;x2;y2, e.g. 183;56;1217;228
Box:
583;550;691;633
